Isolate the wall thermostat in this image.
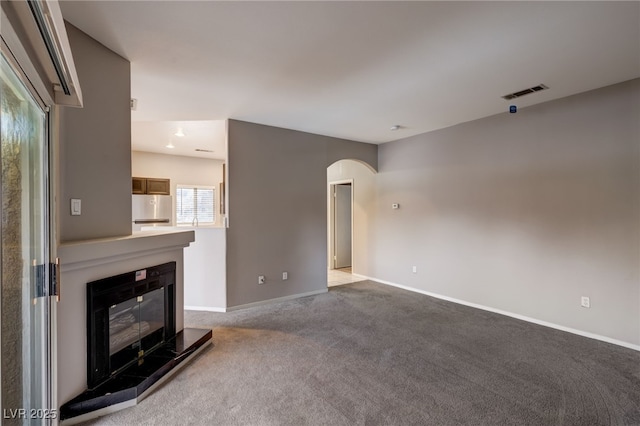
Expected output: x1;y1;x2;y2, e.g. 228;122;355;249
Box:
392;203;400;209
509;105;517;113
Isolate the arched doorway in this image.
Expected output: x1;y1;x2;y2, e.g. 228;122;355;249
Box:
327;159;376;287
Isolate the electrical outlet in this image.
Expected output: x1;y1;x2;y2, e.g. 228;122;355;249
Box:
581;296;590;308
412;266;417;273
282;272;288;280
258;275;265;285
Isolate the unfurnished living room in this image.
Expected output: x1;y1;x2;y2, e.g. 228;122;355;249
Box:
1;1;639;425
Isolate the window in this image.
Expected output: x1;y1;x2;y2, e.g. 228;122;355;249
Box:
176;185;215;225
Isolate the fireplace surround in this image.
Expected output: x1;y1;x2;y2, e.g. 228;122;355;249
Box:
60;260;212;423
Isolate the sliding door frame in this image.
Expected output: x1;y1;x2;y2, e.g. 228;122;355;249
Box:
1;7;59;423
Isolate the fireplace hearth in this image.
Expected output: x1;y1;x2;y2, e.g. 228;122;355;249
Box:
60;262;212;423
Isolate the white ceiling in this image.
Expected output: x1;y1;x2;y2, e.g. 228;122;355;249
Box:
60;1;640;155
131;120;226;160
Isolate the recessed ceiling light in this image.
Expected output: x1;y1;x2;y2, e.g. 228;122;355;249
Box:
390;125;401;131
166;141;175;149
174;127;185;137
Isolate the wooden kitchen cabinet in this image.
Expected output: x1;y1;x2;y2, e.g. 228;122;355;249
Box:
132;177;147;194
132;177;170;195
146;178;170;194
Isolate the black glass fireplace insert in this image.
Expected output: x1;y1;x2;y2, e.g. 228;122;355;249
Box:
86;262;176;389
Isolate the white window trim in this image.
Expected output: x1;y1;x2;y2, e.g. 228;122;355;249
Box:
176;184;216;226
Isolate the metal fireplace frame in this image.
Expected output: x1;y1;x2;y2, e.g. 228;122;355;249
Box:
86;262;176;389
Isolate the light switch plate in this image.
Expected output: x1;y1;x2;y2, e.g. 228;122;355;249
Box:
71;199;81;216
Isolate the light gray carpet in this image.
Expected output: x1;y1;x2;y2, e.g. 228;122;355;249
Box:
80;281;640;425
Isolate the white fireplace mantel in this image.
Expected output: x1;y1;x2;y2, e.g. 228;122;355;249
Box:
59;229;195;272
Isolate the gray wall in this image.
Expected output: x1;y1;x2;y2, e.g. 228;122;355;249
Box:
58;23;131;242
226;120;377;307
371;79;640;346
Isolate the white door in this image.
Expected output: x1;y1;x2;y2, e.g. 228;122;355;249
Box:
334;184;352;269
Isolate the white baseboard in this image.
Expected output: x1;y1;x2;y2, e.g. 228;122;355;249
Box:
184;305;227;313
226;288;328;312
359;275;640;352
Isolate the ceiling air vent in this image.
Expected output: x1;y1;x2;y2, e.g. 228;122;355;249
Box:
195;149;214;153
502;84;548;100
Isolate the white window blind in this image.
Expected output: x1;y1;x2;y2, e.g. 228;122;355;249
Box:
176;185;215;225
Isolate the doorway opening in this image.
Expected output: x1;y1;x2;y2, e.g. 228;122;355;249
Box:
327;159;376;287
328;180;359;287
330;182;352;269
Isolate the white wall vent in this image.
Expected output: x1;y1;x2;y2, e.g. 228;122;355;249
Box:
502;84;548;100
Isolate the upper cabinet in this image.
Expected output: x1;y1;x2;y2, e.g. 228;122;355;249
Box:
146;178;170;194
132;177;146;194
132;177;170;195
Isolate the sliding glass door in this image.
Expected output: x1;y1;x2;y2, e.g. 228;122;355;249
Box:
1;50;55;424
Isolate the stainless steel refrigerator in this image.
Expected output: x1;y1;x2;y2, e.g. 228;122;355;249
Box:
132;194;172;231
